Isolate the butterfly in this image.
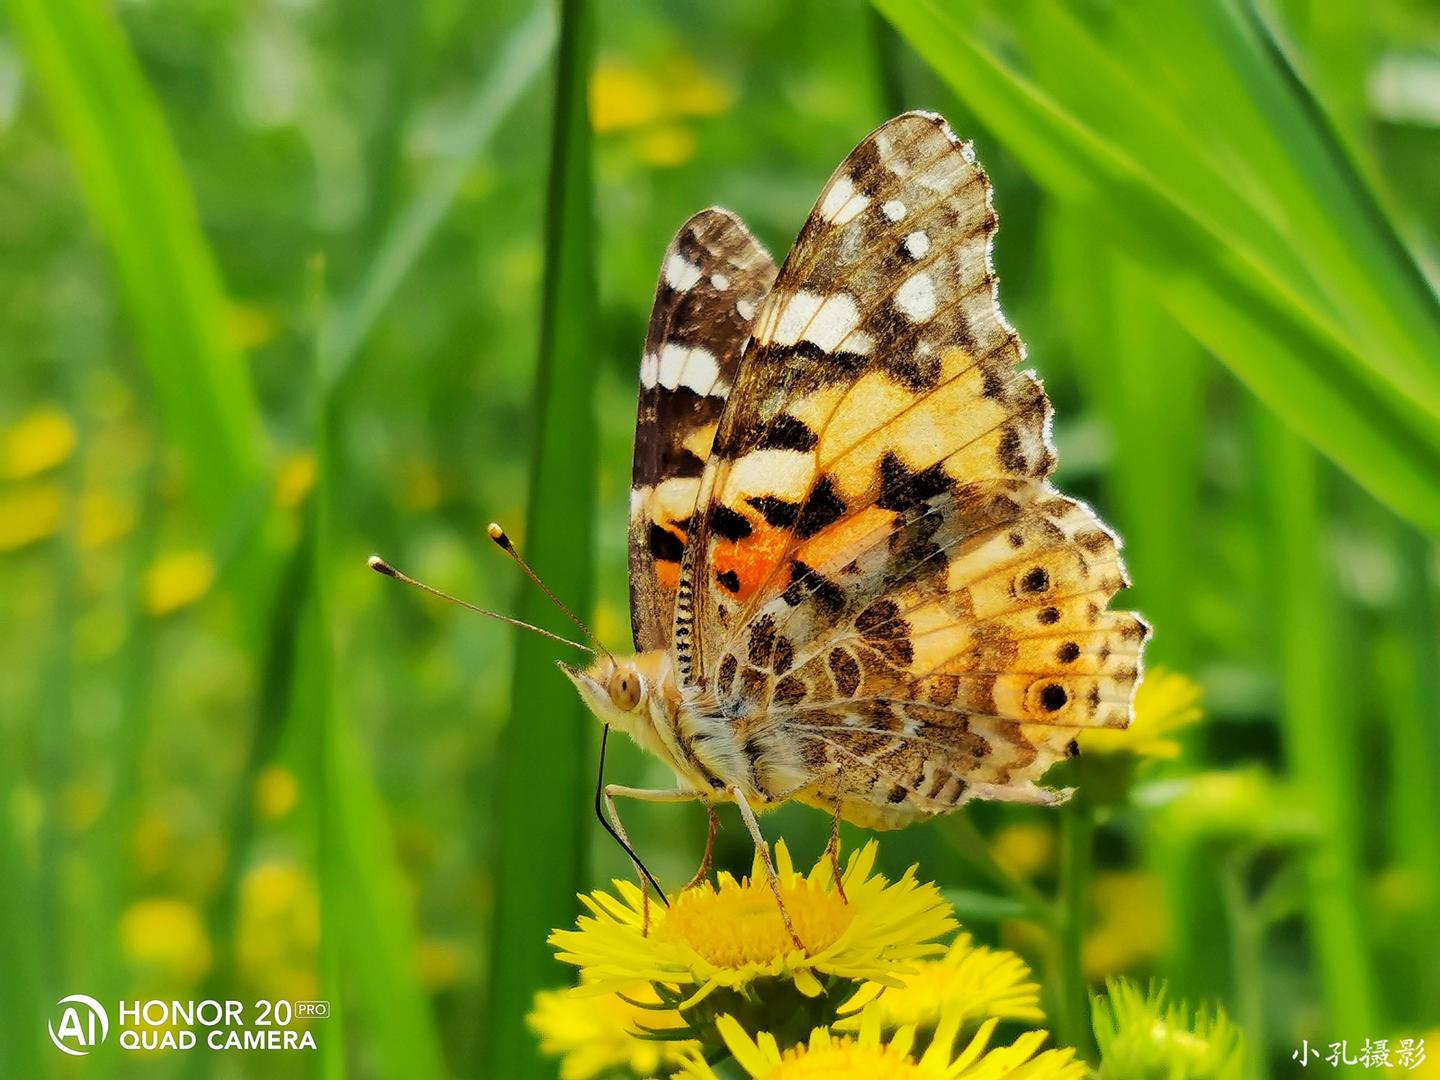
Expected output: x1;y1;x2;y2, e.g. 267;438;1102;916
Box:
558;111;1147;940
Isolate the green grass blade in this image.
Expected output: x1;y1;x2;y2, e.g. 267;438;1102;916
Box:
873;0;1440;533
9;0;266;528
1255;415;1376;1034
319;3;557;387
1046;208;1207;661
484;0;598;1074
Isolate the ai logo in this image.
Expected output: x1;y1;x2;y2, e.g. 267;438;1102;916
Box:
48;994;109;1056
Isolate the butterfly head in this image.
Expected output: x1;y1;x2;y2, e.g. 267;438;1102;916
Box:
560;655;649;731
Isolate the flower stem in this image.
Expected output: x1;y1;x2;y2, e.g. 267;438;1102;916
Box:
1220;855;1266;1080
1056;800;1095;1058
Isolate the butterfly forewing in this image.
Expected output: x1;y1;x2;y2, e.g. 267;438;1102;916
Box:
671;112;1148;824
629;209;776;652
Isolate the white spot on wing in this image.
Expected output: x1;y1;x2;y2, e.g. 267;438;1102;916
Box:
904;231;930;259
639;352;659;388
723;449;813;501
737;298;756;321
882;200;906;222
665;253;703;292
895;272;937;321
819;174;869;224
762;291;860;351
658;343;721;395
711;273;730;290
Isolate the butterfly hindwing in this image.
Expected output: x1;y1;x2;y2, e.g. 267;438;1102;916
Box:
629;209;777;651
674;112;1148;823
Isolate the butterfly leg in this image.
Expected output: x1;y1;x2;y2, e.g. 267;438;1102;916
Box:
824;804;848;903
604;785;704;936
730;786;807;953
683;804;720;892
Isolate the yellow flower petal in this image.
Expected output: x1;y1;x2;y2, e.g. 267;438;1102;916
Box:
549;839;955;1003
685;1004;1084;1080
528;980;696;1080
840;932;1045;1032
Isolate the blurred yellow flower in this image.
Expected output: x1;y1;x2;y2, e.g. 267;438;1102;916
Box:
590;61;663;133
551;840;954;1008
841;933;1044;1033
589;55;733;168
236;858;320;1002
274;451;317;509
1384;1031;1436;1076
634;124;697;168
991;823;1055;880
143;550;215;616
528;980;698;1080
1157;768;1317;849
131;810;177;878
226;301;279;351
62;780;106;832
680;1006;1084;1080
1080;667;1201;759
1084;872;1167;979
78;487;137;548
2;406;75;478
253;765;298;821
416;938;472;992
120;899;213;986
0;483;64;551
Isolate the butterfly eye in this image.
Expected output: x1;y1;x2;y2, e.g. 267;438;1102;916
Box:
608;668;643;711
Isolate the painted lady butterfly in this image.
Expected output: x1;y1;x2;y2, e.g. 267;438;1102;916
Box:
561;112;1148;926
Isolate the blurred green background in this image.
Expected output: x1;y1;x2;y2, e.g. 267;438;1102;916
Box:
1;0;1437;1076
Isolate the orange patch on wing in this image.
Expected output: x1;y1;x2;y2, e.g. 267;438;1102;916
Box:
795;507;897;570
655;560;680;590
712;518;791;603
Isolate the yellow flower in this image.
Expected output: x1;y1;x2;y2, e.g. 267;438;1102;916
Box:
253;765;299;821
550;840;954;1008
1158;768;1318;849
991;823;1055;880
1083;872;1167;979
633;124;698;168
1092;979;1243;1080
0;483;64;551
225;301;279;351
680;1005;1085;1080
590;60;663;133
274;452;317;509
841;933;1044;1032
120;899;213;986
1080;667;1201;759
528;980;698;1080
78;487;137;548
2;406;75;478
143;549;215;615
236;858;320;1002
1384;1031;1436;1076
589;55;732;168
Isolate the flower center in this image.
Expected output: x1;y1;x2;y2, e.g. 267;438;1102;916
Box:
657;877;853;966
769;1040;922;1079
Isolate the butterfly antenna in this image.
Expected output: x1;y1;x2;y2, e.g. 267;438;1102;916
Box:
367;555;592;653
487;523;613;661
